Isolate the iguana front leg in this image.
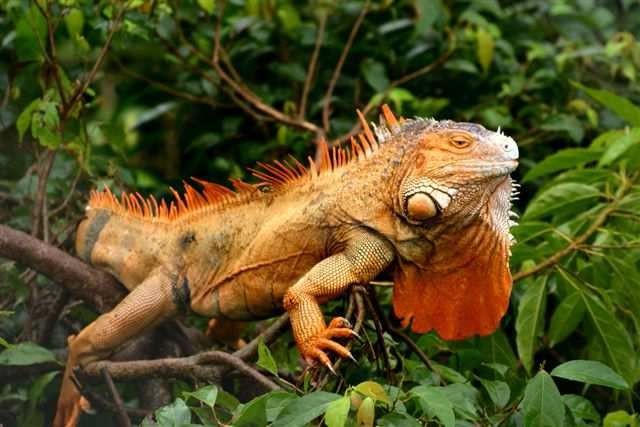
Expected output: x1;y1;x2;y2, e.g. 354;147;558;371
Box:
283;231;394;368
54;269;179;427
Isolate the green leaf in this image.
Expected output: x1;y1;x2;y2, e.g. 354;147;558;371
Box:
16;99;40;143
476;27;495;73
354;381;391;404
522;371;565;427
0;342;57;365
431;362;467;383
515;277;547;373
272;391;341;427
558;270;636;384
415;0;443;34
573;81;640;126
599;127;640;166
476;330;518;368
28;371;59;410
522;183;600;220
197;0;215;14
551;360;629;390
357;396;375;427
603;410;637;427
562;395;600;425
265;391;297;422
540;114;584;142
361;59;390;92
257;337;278;375
523;148;602;182
234;394;268;427
477;378;510;408
410;386;455;427
154;398;191;427
184;384;218;407
548;292;586;347
64;8;84;37
324;395;350;427
377;412;422;427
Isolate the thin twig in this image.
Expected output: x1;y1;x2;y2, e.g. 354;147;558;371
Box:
233;314;290;361
332;29;456;145
31;151;56;239
210;1;322;134
360;287;393;380
62;4;127;119
298;13;327;120
321;4;369;132
513;173;636;282
101;368;132;427
84;351;281;391
33;1;68;106
49;167;82;218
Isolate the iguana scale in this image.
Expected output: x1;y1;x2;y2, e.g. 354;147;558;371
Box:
54;105;519;427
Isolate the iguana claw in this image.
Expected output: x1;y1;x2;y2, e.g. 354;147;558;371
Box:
300;317;357;369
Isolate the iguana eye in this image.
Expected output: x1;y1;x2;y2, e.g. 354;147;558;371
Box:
450;137;472;149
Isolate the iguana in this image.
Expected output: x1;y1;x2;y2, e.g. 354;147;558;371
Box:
54;105;519;427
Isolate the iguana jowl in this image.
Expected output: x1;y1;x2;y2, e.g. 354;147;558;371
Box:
54;106;519;427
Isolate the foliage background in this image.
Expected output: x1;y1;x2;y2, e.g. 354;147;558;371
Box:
1;0;640;426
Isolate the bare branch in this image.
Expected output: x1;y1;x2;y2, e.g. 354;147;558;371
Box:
298;13;327;121
83;350;281;392
62;5;127;119
321;4;369;132
210;2;322;135
513;173;637;282
0;224;126;312
332;29;456;145
101;368;132;427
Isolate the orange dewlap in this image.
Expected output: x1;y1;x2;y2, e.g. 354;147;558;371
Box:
392;221;512;340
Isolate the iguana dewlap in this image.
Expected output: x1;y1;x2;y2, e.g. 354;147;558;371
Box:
54;106;519;427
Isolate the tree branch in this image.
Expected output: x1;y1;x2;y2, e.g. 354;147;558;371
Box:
210;1;322;135
0;224;126;312
513;173;636;282
82;350;281;392
298;13;327;121
321;4;369;133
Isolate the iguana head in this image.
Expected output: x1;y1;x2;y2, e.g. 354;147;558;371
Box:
379;115;520;340
394;119;518;233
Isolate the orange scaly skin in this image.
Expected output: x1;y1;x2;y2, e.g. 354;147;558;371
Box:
54;106;519;427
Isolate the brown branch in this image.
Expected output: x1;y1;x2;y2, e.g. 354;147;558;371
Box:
83;351;280;392
31;151;56;240
513;173;636;282
62;5;127;119
332;29;456;145
101;368;132;427
210;2;322;135
321;4;369;133
114;58;230;109
298;13;327;121
49;167;82;218
33;1;68;106
233;313;290;361
360;287;393;380
0;224;126;312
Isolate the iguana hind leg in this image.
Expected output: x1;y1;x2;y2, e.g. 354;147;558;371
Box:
53;269;180;427
283;231;394;369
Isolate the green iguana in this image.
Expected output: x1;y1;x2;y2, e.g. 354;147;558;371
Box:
54;105;519;427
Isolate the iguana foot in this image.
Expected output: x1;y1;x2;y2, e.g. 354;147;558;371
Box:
53;393;91;427
299;317;358;371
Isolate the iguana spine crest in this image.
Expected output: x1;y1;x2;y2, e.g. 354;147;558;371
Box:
87;105;401;223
